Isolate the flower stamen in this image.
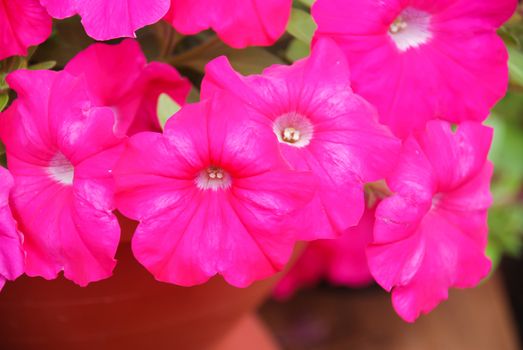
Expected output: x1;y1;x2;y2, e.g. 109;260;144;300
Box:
273;113;314;148
47;152;74;185
196;166;232;191
388;7;432;52
389;18;408;34
282;127;301;144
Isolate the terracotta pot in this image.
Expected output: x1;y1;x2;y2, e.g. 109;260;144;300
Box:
0;216;288;350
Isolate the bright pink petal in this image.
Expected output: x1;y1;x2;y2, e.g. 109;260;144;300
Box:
166;0;291;48
435;0;517;28
0;168;24;290
1;70;123;286
231;169;317;245
75;0;170;40
116;93;316;287
203;39;400;238
325;207;375;287
46;72;123;164
436;162;493;247
129;62;191;135
202;94;290;178
0;0;52;60
367;121;492;322
367;227;426;293
391;211;491;322
2;70;59;160
373;137;435;243
65;40;190;136
39;0;76;18
275;205;376;299
417;120;493;192
114;132;202;220
65;39;147;136
312;0;515;138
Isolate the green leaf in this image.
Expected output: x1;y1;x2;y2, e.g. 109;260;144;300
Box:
286;8;317;44
171;38;284;75
29;60;57;71
507;45;523;87
487;113;523;179
227;48;285;75
286;39;310;62
0;74;7;90
0;93;8;112
491;91;523;124
489;204;523;258
157;93;181;129
187;87;200;104
486;243;503;271
297;0;315;7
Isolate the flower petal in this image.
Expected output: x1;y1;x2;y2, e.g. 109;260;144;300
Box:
0;0;52;60
76;0;170;40
0;168;24;289
166;0;291;48
39;0;76;18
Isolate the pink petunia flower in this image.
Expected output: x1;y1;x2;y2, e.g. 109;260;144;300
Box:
274;205;376;300
39;0;170;41
114;92;317;287
0;69;124;286
0;167;24;291
164;0;292;48
202;38;401;239
367;120;493;322
312;0;517;138
0;0;52;60
64;39;191;136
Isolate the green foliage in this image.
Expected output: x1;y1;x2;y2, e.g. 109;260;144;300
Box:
295;0;315;7
28;61;57;71
486;10;523;266
0;93;8;111
508;46;523;87
286;39;310;62
286;8;317;45
487;111;523;267
285;5;315;62
170;37;284;75
157;93;181;129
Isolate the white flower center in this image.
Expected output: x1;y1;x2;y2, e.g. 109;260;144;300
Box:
431;193;444;210
388;7;432;52
273;113;314;148
47;152;74;185
196;166;232;191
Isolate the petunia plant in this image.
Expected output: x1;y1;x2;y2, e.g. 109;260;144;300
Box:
0;0;520;323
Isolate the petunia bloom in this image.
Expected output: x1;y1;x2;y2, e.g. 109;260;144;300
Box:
164;0;292;48
114;92;317;287
367;120;493;322
202;38;401;239
64;39;191;136
274;205;376;300
39;0;170;41
0;69;124;286
312;0;517;138
0;167;24;291
0;0;52;60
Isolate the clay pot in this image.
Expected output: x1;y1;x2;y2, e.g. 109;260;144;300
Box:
0;216;286;350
